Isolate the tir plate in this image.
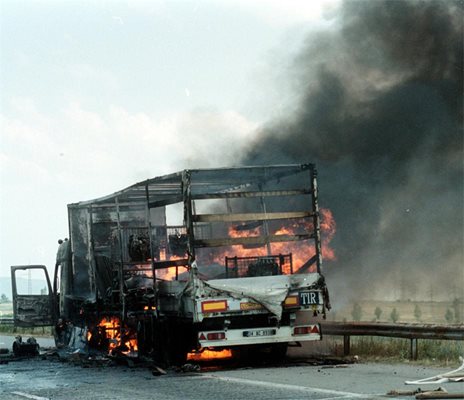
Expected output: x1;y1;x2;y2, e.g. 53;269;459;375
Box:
243;328;277;337
299;291;320;306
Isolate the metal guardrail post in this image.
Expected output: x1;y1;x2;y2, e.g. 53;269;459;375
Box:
410;338;418;361
343;335;350;356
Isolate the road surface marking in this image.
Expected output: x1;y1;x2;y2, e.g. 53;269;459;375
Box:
198;374;369;398
11;392;50;400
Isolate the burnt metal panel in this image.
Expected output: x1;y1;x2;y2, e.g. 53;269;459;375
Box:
194;234;314;248
182;170;195;260
192;211;314;223
310;166;323;274
68;207;94;303
69;164;315;209
192;189;311;200
11;265;54;327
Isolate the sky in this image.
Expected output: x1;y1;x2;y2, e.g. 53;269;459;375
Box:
0;0;341;279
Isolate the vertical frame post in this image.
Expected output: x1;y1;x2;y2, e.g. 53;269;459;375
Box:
115;196;126;322
310;165;322;274
87;205;96;300
258;183;272;256
182;170;196;262
145;182;156;287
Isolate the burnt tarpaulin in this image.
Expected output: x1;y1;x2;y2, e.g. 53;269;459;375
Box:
204;273;323;319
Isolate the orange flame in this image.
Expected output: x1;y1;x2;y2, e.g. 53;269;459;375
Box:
198;208;336;273
156;266;183;281
187;349;233;361
87;316;138;355
320;208;336;261
155;254;188;281
152;208;336;281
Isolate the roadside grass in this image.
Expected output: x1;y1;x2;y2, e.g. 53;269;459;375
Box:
0;302;13;317
0;324;53;337
330;336;463;365
331;299;463;325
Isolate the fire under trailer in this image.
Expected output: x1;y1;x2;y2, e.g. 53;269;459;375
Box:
11;163;331;364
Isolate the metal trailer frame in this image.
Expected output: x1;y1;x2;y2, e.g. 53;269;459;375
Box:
64;163;323;321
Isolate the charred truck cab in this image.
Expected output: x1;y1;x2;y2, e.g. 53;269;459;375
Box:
12;164;330;364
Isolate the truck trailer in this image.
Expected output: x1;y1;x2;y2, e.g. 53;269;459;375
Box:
11;163;330;364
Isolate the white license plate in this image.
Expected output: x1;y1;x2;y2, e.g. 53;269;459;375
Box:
243;328;277;337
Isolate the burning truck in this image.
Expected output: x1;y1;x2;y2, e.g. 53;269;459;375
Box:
11;164;332;364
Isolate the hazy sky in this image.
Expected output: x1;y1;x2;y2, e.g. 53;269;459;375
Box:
0;1;340;278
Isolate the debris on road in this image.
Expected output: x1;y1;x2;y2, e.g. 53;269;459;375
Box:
386;387;464;399
179;363;201;373
151;365;167;376
415;391;464;399
387;387;446;397
387;388;421;396
320;364;350;369
12;336;39;357
405;357;464;385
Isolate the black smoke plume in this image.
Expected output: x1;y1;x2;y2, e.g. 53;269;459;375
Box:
243;0;463;303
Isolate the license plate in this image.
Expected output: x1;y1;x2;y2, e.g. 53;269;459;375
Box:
299;291;320;305
243;329;276;337
240;302;264;311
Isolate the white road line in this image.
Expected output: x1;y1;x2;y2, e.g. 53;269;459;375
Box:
11;392;50;400
197;374;369;398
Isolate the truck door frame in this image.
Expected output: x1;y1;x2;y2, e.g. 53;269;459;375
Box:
11;265;56;327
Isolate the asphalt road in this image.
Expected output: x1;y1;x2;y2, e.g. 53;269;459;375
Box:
1;352;463;400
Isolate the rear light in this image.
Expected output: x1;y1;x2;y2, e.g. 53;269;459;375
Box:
284;295;299;308
206;332;226;341
293;325;320;335
293;326;311;335
201;300;228;313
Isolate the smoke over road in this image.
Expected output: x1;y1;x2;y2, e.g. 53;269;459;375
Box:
243;1;463;303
